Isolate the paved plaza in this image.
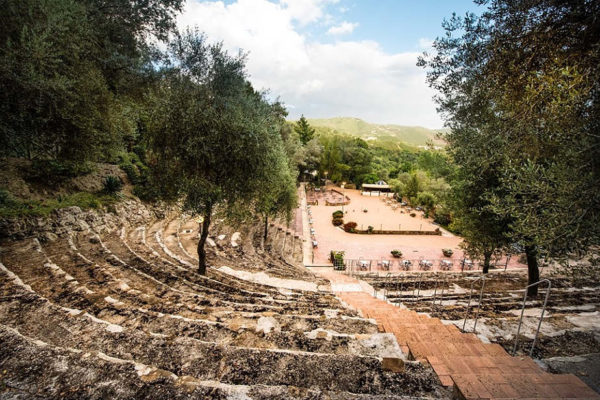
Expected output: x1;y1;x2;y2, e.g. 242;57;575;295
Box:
305;185;524;271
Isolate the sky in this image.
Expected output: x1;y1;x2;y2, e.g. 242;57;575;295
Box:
178;0;482;129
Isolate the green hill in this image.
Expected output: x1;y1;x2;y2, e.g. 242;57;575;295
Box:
306;117;447;147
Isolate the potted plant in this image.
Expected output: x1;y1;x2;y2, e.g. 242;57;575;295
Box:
442;248;454;257
391;250;403;258
330;250;345;270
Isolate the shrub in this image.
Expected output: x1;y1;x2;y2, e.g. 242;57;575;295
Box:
332;218;343;226
330;250;345;263
332;210;344;218
119;161;139;184
410;212;416;217
0;189;14;207
28;160;94;184
442;248;454;257
103;175;123;194
391;250;402;258
367;225;374;233
343;221;357;233
330;250;345;270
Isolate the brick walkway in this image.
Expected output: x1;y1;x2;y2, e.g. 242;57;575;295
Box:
317;269;599;400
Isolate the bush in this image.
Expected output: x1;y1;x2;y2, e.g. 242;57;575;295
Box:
332;210;344;218
410;212;416;217
332;218;343;226
391;250;403;258
0;192;117;218
343;221;357;233
28;159;94;184
103;175;123;194
367;225;374;233
442;248;454;257
120;161;140;184
330;250;345;270
0;189;14;207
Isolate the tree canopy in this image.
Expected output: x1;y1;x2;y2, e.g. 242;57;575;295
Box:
419;0;600;293
146;30;296;274
294;115;315;145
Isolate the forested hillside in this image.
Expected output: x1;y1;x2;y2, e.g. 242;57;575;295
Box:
307;117;447;147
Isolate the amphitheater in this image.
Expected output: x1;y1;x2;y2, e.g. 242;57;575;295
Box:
1;199;599;399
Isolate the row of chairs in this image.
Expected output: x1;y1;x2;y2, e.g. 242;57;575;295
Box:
342;258;475;272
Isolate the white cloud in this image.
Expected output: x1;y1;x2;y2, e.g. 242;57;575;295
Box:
418;37;434;51
178;0;443;128
327;21;358;35
280;0;336;25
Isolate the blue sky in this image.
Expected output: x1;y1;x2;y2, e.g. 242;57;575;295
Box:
179;0;483;128
303;0;481;53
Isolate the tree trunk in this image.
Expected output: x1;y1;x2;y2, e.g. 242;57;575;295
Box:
197;206;212;275
525;244;540;296
482;251;492;274
263;215;269;242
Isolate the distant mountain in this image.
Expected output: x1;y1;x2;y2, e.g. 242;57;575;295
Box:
306;117;447;147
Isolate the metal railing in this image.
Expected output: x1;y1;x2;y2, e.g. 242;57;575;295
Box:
462;274;486;333
432;276;448;309
512;279;552;357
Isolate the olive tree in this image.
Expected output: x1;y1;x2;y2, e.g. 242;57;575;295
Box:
147;30;289;274
419;0;600;294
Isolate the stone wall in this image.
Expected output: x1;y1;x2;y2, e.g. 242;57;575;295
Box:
0;199;161;241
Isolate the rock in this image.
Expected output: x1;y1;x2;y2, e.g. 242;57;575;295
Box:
42;232;58;242
231;232;241;247
381;357;405;373
256;316;280;334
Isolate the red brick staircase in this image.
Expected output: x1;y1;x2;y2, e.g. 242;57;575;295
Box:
319;270;599;400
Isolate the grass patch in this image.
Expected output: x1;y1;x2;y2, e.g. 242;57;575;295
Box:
0;189;119;218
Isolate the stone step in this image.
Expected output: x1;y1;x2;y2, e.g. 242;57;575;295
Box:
0;323;428;400
451;373;600;399
328;284;599;400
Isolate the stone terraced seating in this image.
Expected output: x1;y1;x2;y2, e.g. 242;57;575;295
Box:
0;214;449;399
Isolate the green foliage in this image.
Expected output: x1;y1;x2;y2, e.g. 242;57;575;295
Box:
307;117;446;147
0;191;117;218
419;0;600;282
145;31;294;273
332;210;344;218
294;115;315;145
103;176;123;194
390;250;402;258
343;221;357;233
0;0;182;163
28;159;94;184
332;218;343;226
367;225;374;233
117;152;147;185
0;189;15;207
330;250;345;268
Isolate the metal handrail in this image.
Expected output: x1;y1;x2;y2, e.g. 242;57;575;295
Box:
512;279;552;357
436;276;447;309
383;272;392;300
413;274;422;301
462;274;486;333
432;278;439;307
